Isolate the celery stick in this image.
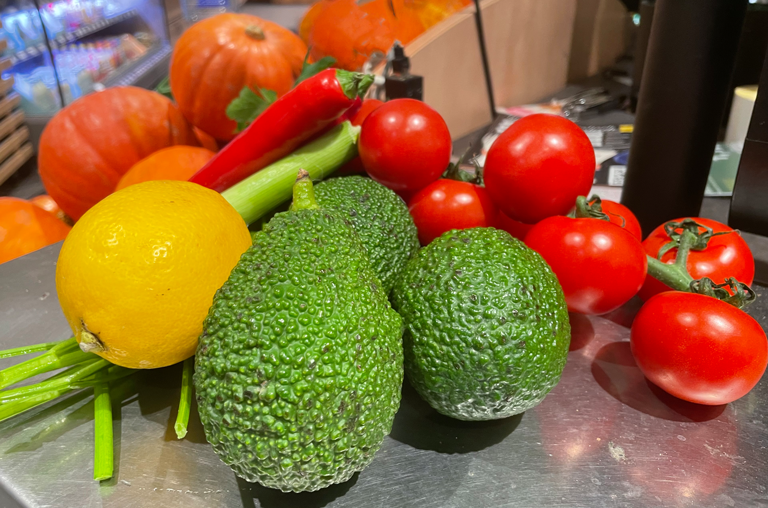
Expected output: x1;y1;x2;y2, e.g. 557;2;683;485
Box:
93;384;113;481
0;359;110;403
174;357;194;439
0;388;71;422
0;341;62;359
222;121;360;225
0;337;94;390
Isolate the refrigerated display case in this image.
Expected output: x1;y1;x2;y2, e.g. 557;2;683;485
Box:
0;0;171;119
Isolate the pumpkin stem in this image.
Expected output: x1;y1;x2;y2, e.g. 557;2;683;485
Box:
245;25;266;40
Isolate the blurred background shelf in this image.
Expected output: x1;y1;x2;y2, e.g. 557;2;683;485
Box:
50;9;140;47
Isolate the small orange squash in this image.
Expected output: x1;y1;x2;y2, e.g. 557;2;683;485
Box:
0;197;71;264
116;146;216;190
170;13;308;142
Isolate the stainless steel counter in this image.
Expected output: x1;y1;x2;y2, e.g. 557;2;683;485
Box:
1;242;767;508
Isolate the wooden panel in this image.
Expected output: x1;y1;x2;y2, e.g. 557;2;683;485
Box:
0;40;6;54
568;0;630;81
0;127;29;164
481;0;577;108
0;76;15;97
0;143;33;187
404;5;493;140
0;93;20;120
0;111;25;140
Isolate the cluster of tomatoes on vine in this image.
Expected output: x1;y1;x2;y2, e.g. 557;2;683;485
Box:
349;97;766;407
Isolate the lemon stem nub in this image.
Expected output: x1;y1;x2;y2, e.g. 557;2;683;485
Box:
79;330;106;353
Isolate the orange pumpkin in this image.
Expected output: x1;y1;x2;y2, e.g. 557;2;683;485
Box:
299;0;326;44
307;0;397;71
116;146;216;190
170;13;308;142
0;197;71;264
38;87;199;221
302;0;470;69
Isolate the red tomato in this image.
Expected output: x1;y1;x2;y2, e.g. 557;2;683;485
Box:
525;216;647;315
594;198;642;240
336;99;385;176
631;291;768;405
359;99;452;192
483;114;596;224
639;217;754;301
495;212;534;241
408;179;497;245
350;99;383;126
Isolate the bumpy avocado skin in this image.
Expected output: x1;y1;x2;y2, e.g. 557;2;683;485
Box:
392;228;570;421
195;207;404;492
313;176;419;294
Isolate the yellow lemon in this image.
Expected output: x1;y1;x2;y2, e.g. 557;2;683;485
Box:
56;180;251;369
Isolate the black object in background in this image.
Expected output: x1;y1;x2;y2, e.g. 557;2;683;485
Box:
385;43;424;101
621;0;748;237
729;45;768;236
472;0;496;120
630;0;655;111
722;6;768;130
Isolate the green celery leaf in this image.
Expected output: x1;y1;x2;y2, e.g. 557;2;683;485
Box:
295;55;337;86
155;76;173;100
226;87;278;133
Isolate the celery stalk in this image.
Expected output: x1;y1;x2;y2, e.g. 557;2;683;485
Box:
0;341;62;359
0;338;94;390
222;121;361;225
0;358;110;403
174;357;194;439
93;383;113;481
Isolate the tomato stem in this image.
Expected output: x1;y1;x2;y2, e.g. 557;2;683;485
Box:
646;256;693;292
646;222;756;309
574;195;611;222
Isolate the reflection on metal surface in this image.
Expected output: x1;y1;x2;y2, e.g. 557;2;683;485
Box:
0;242;767;507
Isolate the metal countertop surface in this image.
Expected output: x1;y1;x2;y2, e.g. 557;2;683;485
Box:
0;241;767;508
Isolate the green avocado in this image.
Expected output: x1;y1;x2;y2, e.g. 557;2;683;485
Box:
195;173;404;492
312;176;419;294
392;227;570;421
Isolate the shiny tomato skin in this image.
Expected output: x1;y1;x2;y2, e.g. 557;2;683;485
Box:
350;99;383;126
484;114;596;224
631;291;768;405
495;211;534;241
408;179;497;245
336;99;385;176
359;99;452;192
525;216;647;315
598;199;642;240
639;217;754;301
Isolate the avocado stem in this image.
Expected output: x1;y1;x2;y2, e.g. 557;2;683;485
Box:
291;170;320;211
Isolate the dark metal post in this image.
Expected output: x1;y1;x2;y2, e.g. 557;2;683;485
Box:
630;0;655;111
620;0;748;237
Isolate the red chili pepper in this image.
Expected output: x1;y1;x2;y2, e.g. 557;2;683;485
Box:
189;69;374;192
